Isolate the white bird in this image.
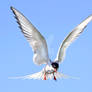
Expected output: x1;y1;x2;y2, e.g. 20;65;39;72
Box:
10;6;92;80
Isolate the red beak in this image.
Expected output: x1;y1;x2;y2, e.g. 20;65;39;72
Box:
54;68;57;72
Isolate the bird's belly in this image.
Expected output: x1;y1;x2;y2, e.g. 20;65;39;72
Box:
46;70;54;74
45;65;55;74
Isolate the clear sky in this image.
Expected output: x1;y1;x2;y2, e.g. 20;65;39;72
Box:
0;0;92;92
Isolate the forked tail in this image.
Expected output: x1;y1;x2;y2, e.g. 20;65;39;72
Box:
9;71;80;80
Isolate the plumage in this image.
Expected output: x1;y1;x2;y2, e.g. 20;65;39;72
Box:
11;7;49;65
55;15;92;63
10;6;92;80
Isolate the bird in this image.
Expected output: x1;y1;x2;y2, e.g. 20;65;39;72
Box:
10;6;92;80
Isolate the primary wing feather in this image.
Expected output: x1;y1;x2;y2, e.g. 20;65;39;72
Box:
55;15;92;63
11;6;49;65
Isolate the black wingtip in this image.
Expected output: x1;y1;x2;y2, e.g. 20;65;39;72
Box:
10;6;16;15
10;6;16;12
10;6;13;10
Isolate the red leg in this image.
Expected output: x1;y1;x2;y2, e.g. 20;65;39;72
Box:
54;76;56;80
53;71;57;80
44;73;46;80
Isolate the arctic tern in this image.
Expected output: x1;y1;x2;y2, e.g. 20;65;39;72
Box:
10;6;92;80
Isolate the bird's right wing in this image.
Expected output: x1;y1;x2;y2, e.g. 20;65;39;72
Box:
11;6;49;65
55;15;92;63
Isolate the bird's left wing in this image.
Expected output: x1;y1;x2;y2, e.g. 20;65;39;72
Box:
55;15;92;63
11;6;49;65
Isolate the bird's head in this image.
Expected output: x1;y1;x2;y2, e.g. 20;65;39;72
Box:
51;62;59;72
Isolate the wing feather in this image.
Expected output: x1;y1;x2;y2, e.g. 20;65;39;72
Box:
55;15;92;63
11;6;49;65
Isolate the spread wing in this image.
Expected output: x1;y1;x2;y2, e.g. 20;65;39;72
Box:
55;15;92;63
11;6;49;65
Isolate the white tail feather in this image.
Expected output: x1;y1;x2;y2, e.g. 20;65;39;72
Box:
9;71;80;80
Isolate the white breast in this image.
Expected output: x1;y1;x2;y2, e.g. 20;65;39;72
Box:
45;65;54;74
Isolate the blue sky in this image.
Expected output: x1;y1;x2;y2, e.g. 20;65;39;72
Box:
0;0;92;92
